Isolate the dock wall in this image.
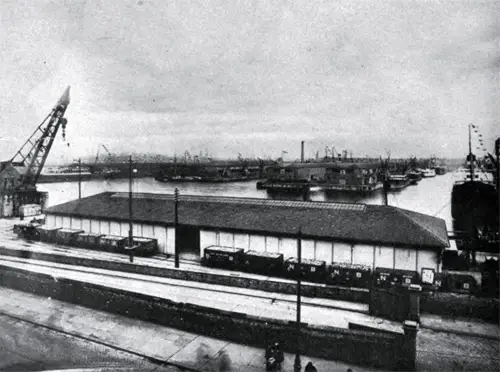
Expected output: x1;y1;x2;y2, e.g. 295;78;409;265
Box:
0;264;416;371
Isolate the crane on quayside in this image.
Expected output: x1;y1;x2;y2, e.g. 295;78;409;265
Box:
0;86;71;217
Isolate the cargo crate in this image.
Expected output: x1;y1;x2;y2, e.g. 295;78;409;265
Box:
203;246;244;269
284;257;327;283
328;263;372;288
98;235;128;253
242;250;284;276
132;237;158;256
55;228;84;246
19;204;41;218
37;226;61;243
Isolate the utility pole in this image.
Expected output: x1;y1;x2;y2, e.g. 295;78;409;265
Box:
78;158;81;199
294;228;302;372
174;187;180;268
128;155;134;263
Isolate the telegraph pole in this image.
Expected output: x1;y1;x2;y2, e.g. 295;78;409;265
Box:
174;187;180;268
128;155;134;263
78;158;81;199
294;228;302;372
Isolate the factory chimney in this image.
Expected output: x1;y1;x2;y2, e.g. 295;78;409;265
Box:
301;141;305;163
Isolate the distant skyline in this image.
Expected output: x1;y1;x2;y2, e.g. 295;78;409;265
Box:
1;0;499;165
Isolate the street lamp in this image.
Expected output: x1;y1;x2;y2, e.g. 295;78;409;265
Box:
294;228;302;372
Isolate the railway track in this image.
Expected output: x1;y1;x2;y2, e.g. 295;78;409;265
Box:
0;255;367;314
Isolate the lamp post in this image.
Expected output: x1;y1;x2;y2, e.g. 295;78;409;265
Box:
294;228;302;372
174;187;179;268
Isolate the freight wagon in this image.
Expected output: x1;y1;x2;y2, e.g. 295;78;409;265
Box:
13;223;158;257
200;247;482;296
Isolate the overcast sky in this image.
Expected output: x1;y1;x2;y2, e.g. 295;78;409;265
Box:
0;0;498;163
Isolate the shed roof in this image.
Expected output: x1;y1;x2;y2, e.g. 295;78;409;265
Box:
45;192;449;249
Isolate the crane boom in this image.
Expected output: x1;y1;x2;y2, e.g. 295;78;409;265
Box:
11;86;71;189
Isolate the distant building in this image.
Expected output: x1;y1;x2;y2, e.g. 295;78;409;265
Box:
44;192;449;274
0;161;48;217
0;162;22;216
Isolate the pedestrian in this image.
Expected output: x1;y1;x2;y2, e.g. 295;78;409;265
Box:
217;349;232;371
305;361;317;372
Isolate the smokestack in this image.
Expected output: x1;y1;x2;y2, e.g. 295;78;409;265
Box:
301;141;305;162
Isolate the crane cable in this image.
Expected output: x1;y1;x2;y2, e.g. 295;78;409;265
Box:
433;201;451;217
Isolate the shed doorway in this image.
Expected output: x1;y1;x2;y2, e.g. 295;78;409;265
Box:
176;225;200;261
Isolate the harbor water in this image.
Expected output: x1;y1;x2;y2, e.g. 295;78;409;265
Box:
39;173;456;231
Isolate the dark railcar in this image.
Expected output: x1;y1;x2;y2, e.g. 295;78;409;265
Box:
74;232;104;249
284;257;327;283
203;246;244;269
13;222;41;241
132;237;158;256
37;226;61;243
98;235;128;253
443;272;478;294
373;267;419;288
54;228;85;246
242;250;284;276
328;263;372;288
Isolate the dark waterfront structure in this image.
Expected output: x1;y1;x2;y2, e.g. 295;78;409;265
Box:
261;162;384;193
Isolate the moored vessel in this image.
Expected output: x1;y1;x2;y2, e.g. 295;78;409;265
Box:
406;170;423;185
420;168;436;178
451;124;499;254
388;174;411;190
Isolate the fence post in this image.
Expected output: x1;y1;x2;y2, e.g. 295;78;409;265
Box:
401;320;419;371
408;284;422;322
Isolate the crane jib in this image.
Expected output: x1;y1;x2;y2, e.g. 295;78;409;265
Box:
10;86;71;190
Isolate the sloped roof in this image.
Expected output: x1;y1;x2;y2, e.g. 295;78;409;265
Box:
45;192;449;249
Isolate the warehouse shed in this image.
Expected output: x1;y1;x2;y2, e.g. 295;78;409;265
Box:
44;192;449;274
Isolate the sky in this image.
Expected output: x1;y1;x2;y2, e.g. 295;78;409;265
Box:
0;0;499;164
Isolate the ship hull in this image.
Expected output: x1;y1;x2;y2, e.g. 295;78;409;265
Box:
451;181;498;222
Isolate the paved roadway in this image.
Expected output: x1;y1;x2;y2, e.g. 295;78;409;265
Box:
0;288;371;372
0;287;498;372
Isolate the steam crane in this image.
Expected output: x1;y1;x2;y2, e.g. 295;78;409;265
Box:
95;144;112;163
0;86;71;216
11;86;71;189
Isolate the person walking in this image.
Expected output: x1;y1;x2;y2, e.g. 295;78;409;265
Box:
304;361;317;372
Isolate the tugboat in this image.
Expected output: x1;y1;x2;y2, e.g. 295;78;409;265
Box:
420;168;436;178
451;125;499;255
388;174;411;190
406;170;423;185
